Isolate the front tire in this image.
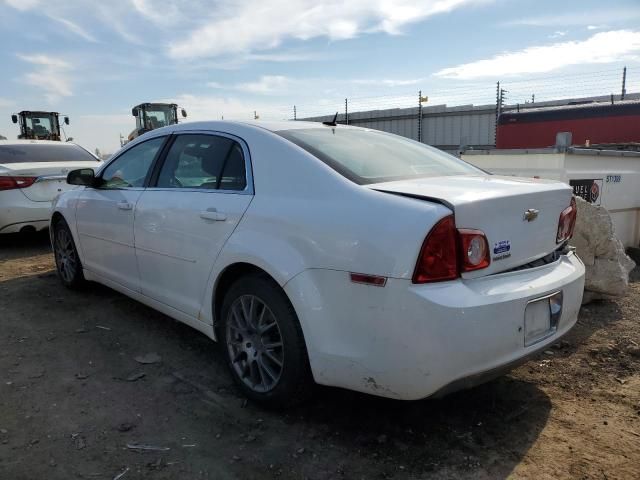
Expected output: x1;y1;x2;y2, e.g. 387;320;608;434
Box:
53;219;85;289
220;274;312;408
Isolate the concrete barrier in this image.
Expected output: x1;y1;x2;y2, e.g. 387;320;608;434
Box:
571;197;635;303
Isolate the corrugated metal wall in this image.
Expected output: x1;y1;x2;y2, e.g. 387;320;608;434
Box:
300;93;640;154
303;103;497;153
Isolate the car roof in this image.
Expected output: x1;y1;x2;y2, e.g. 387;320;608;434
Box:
124;119;367;153
165;119;358;134
233;120;331;131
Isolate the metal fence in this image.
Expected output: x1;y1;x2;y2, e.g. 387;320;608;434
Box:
281;66;639;153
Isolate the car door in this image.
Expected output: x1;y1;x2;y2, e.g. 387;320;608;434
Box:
134;132;253;318
75;136;167;291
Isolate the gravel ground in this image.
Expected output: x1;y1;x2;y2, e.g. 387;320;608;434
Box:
1;231;639;480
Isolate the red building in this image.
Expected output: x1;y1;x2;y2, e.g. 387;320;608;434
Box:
496;100;640;149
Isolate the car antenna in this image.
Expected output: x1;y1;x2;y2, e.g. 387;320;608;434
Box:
322;112;339;127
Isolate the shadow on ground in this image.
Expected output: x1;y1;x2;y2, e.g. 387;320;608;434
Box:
0;230;51;261
0;269;555;479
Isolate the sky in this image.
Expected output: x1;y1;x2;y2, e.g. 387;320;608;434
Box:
1;0;639;154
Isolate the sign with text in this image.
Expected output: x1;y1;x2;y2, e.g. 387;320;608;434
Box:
569;179;602;205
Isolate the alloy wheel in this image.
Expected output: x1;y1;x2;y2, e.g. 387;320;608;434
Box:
55;227;77;283
225;294;284;393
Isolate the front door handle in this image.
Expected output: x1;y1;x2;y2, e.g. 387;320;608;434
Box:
200;208;227;222
117;201;133;210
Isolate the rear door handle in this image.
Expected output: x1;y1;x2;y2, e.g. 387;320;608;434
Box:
117;201;133;210
200;208;227;222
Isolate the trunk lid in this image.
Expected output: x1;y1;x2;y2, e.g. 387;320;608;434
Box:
369;174;573;277
0;161;102;202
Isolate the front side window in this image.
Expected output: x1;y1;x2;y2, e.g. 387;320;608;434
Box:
277;127;483;185
156;134;247;191
100;137;165;189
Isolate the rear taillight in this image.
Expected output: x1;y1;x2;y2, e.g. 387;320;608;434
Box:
0;176;37;191
458;229;490;272
557;197;577;243
413;216;458;283
412;216;491;284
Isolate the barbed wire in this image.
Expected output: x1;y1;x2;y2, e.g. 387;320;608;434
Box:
252;67;635;121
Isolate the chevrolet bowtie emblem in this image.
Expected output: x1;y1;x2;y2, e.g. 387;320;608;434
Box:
523;209;539;222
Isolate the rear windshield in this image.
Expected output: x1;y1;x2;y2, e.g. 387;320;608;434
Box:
277;127;482;184
0;144;98;164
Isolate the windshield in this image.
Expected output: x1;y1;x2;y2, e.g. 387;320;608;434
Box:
0;144;98;164
277;128;482;185
143;106;176;130
25;114;54;137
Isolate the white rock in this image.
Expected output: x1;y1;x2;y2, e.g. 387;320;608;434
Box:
571;197;635;303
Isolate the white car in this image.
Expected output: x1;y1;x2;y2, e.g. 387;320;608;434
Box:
51;121;585;407
0;140;101;234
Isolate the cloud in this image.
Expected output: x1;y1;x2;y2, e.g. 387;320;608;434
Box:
352;78;424;87
504;8;640;27
48;15;97;42
206;75;293;94
17;54;70;69
4;0;483;65
3;0;40;11
4;0;146;45
435;30;640;79
17;54;74;103
167;93;291;121
205;74;426;103
246;51;327;62
236;75;291;94
182;49;332;71
130;0;185;26
168;0;486;59
548;31;567;39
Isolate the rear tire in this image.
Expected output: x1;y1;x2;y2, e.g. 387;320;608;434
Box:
53;219;85;289
220;273;313;408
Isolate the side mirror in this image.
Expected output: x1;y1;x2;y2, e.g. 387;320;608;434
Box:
67;168;95;187
11;114;18;124
64;116;70;125
132;108;138;117
66;137;74;142
181;108;187;118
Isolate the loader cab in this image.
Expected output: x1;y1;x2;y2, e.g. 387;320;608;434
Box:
11;111;69;141
130;103;187;141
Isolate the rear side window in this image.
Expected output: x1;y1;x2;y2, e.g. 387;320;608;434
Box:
277;128;482;185
0;143;98;164
156;134;247;191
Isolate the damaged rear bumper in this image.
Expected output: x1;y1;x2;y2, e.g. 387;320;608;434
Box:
285;251;585;400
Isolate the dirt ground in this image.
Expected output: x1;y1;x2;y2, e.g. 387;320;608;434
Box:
1;232;639;480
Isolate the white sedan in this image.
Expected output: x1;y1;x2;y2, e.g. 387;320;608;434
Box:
51;121;585;407
0;140;101;234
